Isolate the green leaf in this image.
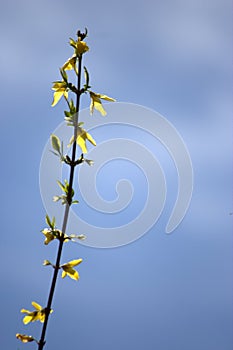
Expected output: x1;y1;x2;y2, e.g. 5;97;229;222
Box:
51;134;61;155
51;216;56;228
77;234;86;240
64;110;71;118
45;214;52;228
61;141;64;156
70;234;86;240
84;158;94;166
64;179;70;194
50;150;60;157
84;66;91;90
69;99;76;114
60;68;68;82
57;180;66;192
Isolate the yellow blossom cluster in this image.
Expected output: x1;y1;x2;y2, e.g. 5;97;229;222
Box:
43;258;83;281
51;34;115;117
68;126;96;153
61;259;83;280
21;302;53;324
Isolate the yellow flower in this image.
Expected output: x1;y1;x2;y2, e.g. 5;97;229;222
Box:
51;81;68;107
70;37;89;56
68;126;96;153
21;302;53;324
16;334;35;343
61;259;82;280
41;228;67;245
89;91;116;116
41;228;55;245
62;54;77;71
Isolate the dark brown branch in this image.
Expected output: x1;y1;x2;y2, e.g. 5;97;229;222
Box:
37;54;83;350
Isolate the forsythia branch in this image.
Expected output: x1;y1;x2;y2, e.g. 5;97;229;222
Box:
16;28;115;350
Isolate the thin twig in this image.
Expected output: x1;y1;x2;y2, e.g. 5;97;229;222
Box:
37;55;83;350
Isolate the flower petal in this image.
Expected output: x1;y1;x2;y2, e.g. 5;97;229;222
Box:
51;90;64;107
62;267;79;280
89;91;115;116
63;90;69;100
86;131;96;146
63;259;83;267
38;311;46;323
41;228;55;245
75;40;89;55
77;134;87;153
70;127;96;153
20;308;30;314
31;301;42;310
62;270;67;278
23;314;36;324
62;55;76;71
89;92;106;116
90;96;95;115
99;94;116;102
67;269;79;280
52;82;66;90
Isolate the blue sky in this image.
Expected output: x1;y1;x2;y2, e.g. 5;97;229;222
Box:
0;0;232;349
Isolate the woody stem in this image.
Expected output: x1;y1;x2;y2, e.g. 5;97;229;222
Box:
37;55;83;350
